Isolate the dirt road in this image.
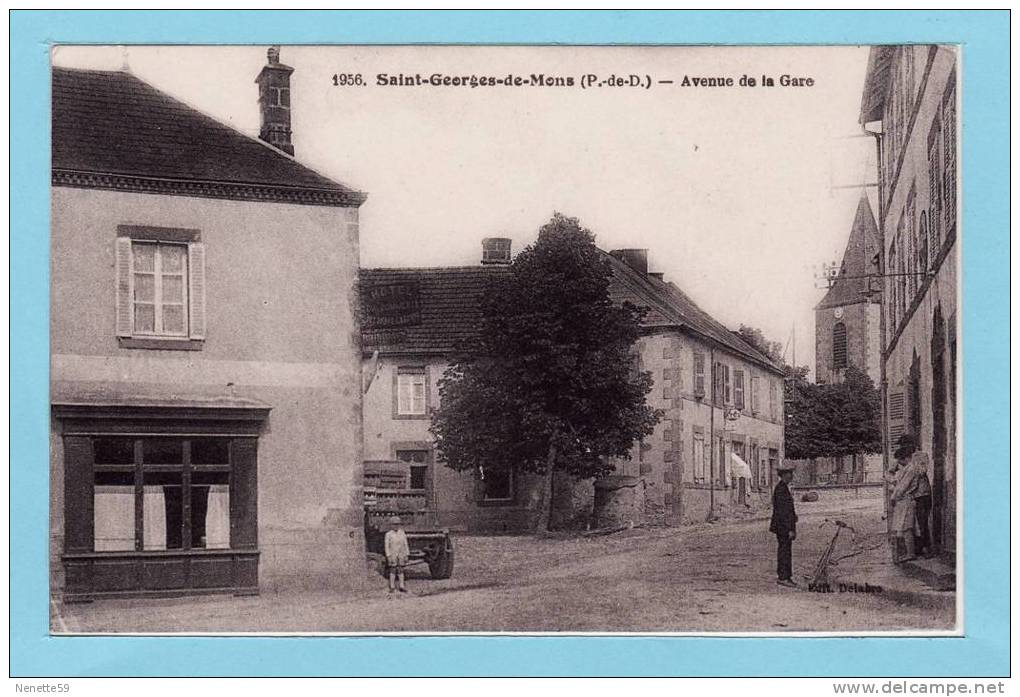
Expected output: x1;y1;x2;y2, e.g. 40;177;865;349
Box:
59;494;955;633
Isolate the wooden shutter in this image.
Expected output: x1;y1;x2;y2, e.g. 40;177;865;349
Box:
751;376;760;414
887;388;906;446
942;78;956;237
63;436;95;553
188;242;207;340
693;352;705;396
115;237;133;337
230;438;259;550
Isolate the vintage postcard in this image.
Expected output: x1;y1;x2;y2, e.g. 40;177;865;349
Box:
48;43;960;636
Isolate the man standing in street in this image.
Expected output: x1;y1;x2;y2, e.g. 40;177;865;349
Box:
770;463;799;587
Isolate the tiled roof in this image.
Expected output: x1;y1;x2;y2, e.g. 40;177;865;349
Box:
52;67;364;205
360;266;509;355
603;252;784;373
816;196;881;310
361;254;784;374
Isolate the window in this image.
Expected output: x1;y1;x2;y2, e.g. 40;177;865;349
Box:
928;115;942;263
692;433;706;483
91;437;231;553
693;351;706;397
907;185;919;298
115;227;205;349
942;75;957;239
751;376;761;414
733;369;745;410
395;367;428;417
481;466;513;502
714;362;731;406
396;449;429;492
832;322;848;369
769;380;778;422
887;242;898;330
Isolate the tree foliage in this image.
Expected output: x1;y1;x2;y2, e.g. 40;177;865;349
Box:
736;324;786;366
430;213;661;491
785;364;882;460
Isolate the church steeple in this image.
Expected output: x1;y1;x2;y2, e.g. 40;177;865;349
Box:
816;195;880;311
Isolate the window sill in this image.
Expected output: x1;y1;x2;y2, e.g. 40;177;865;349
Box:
118;337;204;351
392;413;429;421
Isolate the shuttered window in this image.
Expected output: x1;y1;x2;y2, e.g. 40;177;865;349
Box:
927;115;942;264
751;376;761;414
115;229;205;346
942;76;957;239
693;351;706;397
733;369;745;410
887;389;906;445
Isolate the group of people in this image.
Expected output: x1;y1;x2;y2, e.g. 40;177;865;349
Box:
767;432;934;587
887;434;934;562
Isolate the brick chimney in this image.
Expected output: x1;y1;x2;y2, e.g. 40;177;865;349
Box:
610;249;649;275
255;46;294;155
481;238;512;265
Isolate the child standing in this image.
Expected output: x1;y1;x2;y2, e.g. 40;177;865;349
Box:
384;515;410;593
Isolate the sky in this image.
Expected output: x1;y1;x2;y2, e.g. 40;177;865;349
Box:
53;44;878;376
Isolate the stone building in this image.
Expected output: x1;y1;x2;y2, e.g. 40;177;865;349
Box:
50;49;366;600
795;196;884;486
360;241;785;531
860;45;959;563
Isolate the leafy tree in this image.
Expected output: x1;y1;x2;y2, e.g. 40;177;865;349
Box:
430;213;661;532
736;325;786;366
785;365;882;460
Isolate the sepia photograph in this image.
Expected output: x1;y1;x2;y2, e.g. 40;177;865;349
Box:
48;43;960;635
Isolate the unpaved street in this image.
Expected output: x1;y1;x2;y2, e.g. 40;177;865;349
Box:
59;494;954;633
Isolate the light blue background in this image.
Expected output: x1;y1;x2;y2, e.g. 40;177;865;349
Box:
11;10;1009;677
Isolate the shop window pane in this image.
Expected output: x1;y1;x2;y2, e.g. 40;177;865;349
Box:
94;470;135;551
143;439;183;465
143;471;182;550
191;438;230;465
191;471;230;549
94;438;135;465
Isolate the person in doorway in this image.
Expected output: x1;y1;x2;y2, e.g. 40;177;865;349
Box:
888;436;920;563
769;463;799;588
910;451;933;558
384;515;410;594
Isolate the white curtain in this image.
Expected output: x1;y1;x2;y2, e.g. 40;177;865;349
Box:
142;487;167;550
204;485;230;549
94;486;134;551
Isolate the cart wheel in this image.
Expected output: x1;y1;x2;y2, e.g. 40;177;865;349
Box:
428;544;454;580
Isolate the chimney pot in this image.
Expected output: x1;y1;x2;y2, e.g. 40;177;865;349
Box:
481;238;512;265
610;249;649;275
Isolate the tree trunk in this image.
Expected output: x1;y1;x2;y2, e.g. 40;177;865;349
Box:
533;442;557;534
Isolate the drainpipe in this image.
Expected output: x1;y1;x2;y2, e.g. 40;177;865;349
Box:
864;122;891;542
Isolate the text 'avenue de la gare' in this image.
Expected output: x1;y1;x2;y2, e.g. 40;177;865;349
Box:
352;72;816;89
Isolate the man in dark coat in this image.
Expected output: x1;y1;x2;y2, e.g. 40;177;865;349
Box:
770;463;798;587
